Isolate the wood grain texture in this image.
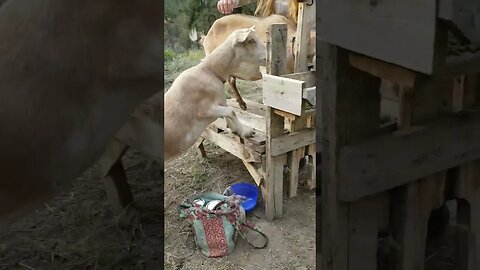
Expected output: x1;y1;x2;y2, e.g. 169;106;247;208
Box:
317;0;437;74
338;111;480;202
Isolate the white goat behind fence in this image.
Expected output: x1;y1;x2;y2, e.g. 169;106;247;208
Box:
192;14;315;110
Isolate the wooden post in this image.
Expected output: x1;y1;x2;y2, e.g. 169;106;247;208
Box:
194;138;207;158
391;24;450;270
306;115;316;190
265;23;288;221
98;139;133;210
285;0;316;197
320;43;382;270
452;72;480;270
102;159;133;211
287;116;307;198
294;1;315;73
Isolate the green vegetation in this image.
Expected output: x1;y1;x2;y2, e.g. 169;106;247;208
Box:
165;0;256;52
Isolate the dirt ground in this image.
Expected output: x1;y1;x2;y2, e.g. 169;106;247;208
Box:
164;143;316;270
0;150;163;270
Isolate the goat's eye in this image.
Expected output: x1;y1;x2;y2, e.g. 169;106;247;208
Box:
248;39;256;44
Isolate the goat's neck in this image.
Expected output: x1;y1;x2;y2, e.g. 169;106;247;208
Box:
202;41;238;82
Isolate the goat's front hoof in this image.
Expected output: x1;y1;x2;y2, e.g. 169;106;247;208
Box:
239;102;247;111
240;128;255;138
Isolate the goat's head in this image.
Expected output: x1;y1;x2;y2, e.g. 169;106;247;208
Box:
228;25;267;66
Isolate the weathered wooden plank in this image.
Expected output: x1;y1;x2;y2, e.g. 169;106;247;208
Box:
282;71;316;87
320;42;347;270
211;118;266;145
287;147;304;198
286;114;307;198
265;23;289;221
306;143;316;190
101;156;133;211
212;103;267;134
194;138;207;158
273;109;296;120
453;75;466;112
317;0;437;74
391;174;446;270
338;111;480;202
97;139;128;177
349;53;416;88
265;107;287;221
262;73;305;116
227;98;266;117
320;43;382;270
444;52;480;77
270;128;315;156
348;197;385;270
242;161;264;186
202;128;261;163
391;25;452;270
266;23;288;76
452;72;480;270
294;1;315;73
229;107;266;133
303;86;316;106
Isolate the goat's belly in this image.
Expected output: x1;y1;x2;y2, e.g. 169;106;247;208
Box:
178;120;211;153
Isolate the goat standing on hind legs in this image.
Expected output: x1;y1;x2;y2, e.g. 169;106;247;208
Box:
164;26;266;162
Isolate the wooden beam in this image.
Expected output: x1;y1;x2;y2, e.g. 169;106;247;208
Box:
286;114;308;199
338;111;480;202
349;53;416;88
294;1;315;73
320;43;382;270
210;118;266;146
226;98;266;116
443;52;480;78
242;161;264;186
270;128;315;156
262;73;305;116
102;159;133;211
390;23;451;270
194;138;206;158
317;0;437;74
266;23;288;76
265;107;287;221
303;86;316;106
265;23;289;221
202;128;261;163
97;139;128;177
282;71;316;87
453;75;466;112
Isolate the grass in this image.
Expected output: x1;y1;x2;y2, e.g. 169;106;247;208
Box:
164;49;205;91
164;48;263;103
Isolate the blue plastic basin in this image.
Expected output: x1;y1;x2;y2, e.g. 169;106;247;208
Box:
230;182;259;213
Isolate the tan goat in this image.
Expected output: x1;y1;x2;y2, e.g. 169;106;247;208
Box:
164;26;266;161
0;0;162;231
198;14;315;110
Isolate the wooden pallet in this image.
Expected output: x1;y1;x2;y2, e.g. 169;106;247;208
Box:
319;20;480;270
198;11;317;220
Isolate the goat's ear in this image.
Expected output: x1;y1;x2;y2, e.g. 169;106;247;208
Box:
235;30;251;44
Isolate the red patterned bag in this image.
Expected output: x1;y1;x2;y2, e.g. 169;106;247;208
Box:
178;192;268;258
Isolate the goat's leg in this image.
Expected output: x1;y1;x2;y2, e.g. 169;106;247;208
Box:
208;105;254;138
228;76;247;111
